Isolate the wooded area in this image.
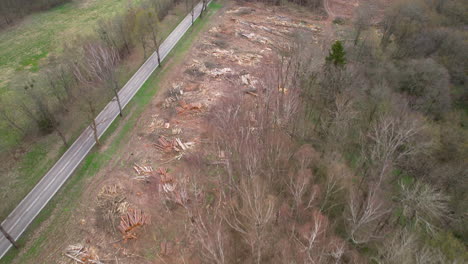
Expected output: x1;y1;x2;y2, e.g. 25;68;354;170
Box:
177;0;467;262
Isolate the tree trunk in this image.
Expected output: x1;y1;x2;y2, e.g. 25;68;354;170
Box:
91;120;100;145
156;49;161;65
200;1;204;18
0;225;19;249
55;126;68;147
354;29;361;46
113;89;123;117
141;38;147;59
121;28;131;55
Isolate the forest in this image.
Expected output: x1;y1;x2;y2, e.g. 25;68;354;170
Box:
179;0;467;262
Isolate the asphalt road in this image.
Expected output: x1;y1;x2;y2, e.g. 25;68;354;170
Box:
0;1;208;259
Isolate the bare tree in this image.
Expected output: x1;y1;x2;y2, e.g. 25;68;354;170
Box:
319;170;342;213
113;14;133;55
200;0;208;18
191;0;196;24
346;187;390;244
145;10;162;65
365;110;428;186
56;59;75;99
225;176;275;264
376;229;450;264
376;230;417;264
185;0;195;24
287;169;314;214
286;149;318;214
415;246;449;264
44;68;67;107
71;59;105;145
189;213;227;264
292;210;330;263
134;9;149;59
396;180;450;233
81;42;123;117
96;20;119;51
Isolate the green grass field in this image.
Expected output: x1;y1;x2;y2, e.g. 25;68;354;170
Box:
0;0;144;150
0;0;143;90
0;2;222;263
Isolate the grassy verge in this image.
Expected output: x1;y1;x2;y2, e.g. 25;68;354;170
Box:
0;2;221;263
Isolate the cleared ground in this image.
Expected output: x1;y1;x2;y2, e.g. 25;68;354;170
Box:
0;2;223;263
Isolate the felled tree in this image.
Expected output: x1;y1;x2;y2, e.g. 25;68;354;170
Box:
326;41;346;67
118;208;150;241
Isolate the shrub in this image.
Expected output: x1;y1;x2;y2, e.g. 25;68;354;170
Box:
332;17;345;25
212;39;228;49
38;117;54;134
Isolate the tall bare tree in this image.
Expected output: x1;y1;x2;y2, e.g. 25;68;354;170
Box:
113;14;133;55
186;0;195;24
346;186;389;244
396;180;450;233
134;9;149;59
72;59;105;145
82;42;123;117
145;10;162;65
200;0;208;18
225;176;275;264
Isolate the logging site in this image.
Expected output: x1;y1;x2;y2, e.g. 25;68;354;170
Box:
0;0;467;263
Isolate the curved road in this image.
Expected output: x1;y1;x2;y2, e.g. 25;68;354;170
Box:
0;1;208;259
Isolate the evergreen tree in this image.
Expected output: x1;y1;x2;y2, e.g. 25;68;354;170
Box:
326;40;346;67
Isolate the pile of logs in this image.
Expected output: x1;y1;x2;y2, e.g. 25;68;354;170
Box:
154;136;195;153
118;208;150;241
157;168;176;193
64;244;102;264
176;100;203;115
